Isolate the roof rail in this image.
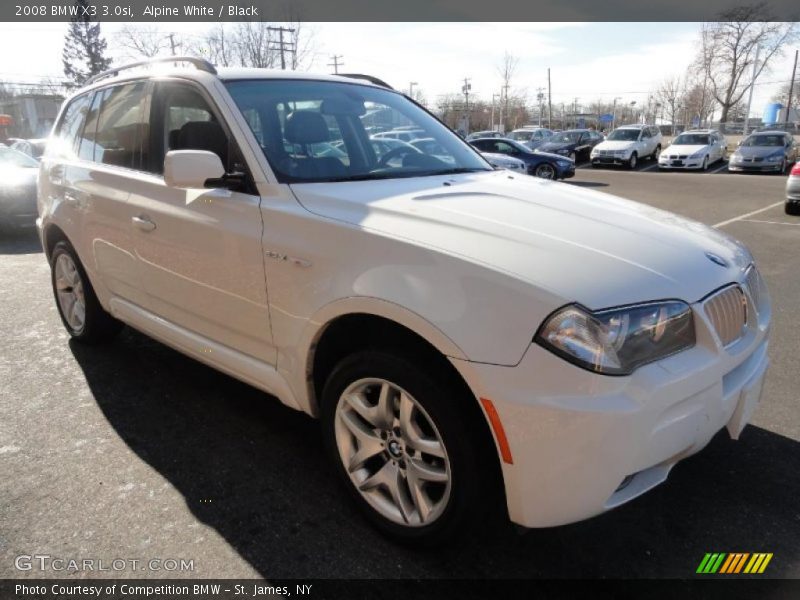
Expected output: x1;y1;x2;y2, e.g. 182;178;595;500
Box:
338;73;394;90
84;56;218;86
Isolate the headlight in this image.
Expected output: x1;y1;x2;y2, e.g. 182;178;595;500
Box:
765;153;783;162
557;160;571;167
690;149;706;159
535;301;695;375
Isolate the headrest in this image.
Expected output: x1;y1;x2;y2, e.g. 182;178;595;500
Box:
285;111;330;145
176;121;227;165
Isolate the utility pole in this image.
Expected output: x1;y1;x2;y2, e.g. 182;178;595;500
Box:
573;97;579;128
167;33;177;56
536;87;545;127
408;81;418;97
502;84;510;133
491;93;500;131
268;26;296;70
612;97;621;130
328;55;344;74
785;49;798;130
547;67;552;129
461;77;472;134
743;44;761;136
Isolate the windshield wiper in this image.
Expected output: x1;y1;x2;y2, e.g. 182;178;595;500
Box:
419;167;491;177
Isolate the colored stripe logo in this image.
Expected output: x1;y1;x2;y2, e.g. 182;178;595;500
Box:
696;552;773;574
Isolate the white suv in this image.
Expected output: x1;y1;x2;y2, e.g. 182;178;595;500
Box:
591;125;662;169
38;58;771;544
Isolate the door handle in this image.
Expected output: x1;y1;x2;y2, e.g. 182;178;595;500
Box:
132;215;156;232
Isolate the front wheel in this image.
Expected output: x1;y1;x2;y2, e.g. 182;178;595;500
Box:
627;152;638;169
534;163;557;179
321;350;495;545
652;145;661;160
701;156;709;171
50;240;123;344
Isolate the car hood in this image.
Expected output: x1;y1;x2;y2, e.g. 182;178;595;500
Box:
532;150;572;162
734;146;784;158
595;140;638;151
663;144;708;155
289;171;752;309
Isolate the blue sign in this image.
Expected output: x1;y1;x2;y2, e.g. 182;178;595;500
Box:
577;117;586;128
599;113;614;122
691;115;700;127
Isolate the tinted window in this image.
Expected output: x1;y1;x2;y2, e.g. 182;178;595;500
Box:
93;82;149;169
51;93;92;158
154;82;227;174
78;92;102;162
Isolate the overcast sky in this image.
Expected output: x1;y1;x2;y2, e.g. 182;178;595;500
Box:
0;22;796;118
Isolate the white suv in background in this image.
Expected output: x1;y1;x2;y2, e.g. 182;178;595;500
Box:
38;58;771;544
590;124;662;169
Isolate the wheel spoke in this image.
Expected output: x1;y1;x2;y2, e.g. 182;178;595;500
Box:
343;392;380;428
407;457;448;483
339;409;381;446
406;470;433;523
375;382;395;429
347;438;384;473
55;276;70;291
400;393;445;459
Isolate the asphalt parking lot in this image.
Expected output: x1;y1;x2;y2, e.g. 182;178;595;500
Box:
1;169;799;581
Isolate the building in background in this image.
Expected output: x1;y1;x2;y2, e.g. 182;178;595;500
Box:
0;93;64;141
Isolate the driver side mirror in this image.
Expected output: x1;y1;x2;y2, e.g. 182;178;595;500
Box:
164;150;245;190
164;150;225;188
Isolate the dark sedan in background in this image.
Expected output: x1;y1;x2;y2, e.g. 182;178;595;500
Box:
469;137;575;180
728;131;798;174
0;147;39;230
536;129;605;162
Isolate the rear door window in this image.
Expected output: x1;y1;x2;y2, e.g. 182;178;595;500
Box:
52;92;92;158
93;81;149;170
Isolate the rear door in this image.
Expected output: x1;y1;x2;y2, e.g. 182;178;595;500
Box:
128;79;275;365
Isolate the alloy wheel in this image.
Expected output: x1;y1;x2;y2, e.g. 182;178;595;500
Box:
535;163;556;180
54;253;86;332
334;378;451;527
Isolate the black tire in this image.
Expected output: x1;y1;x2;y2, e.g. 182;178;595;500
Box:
627;152;638;169
320;350;497;545
701;156;709;171
786;202;800;216
50;240;123;344
652;145;661;161
534;162;557;179
777;159;786;175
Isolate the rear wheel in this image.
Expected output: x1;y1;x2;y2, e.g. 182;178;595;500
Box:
321;350;495;545
534;163;557;180
50;240;123;344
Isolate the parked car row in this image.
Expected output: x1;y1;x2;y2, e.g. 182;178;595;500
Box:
469;137;575;180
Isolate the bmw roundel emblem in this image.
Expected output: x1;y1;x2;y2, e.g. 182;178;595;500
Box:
705;252;729;268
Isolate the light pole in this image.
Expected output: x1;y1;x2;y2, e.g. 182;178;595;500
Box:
491;93;500;131
612;97;621;130
408;81;418;98
629;101;637;125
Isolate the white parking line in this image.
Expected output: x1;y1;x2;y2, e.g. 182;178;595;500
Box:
713;202;784;228
639;163;660;172
576;162;592;169
708;162;729;174
742;219;800;227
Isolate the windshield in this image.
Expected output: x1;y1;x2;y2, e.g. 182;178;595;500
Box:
607;129;640;141
0;147;38;168
552;131;582;143
673;134;710;145
741;134;784;147
225;79;491;183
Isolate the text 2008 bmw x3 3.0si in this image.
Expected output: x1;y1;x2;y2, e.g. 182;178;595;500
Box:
37;58;771;545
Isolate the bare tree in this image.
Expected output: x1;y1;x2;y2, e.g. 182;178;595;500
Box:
496;51;520;131
117;26;172;59
654;76;684;134
189;25;235;67
696;2;797;129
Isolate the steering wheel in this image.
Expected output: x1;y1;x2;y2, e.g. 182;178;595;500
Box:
377;145;420;168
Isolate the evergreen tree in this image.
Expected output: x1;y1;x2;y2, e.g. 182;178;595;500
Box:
61;0;112;87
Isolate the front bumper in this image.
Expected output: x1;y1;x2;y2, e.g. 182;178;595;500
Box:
453;279;771;528
592;155;629;166
728;161;785;173
658;158;706;169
